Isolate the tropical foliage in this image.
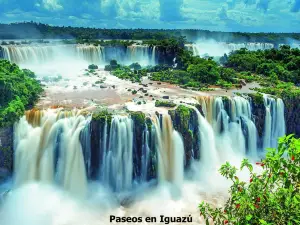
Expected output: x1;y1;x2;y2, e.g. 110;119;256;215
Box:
223;46;300;85
199;135;300;225
0;60;43;127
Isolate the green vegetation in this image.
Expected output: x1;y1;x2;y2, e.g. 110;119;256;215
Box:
92;110;112;125
130;111;146;125
77;39;135;46
199;135;300;225
105;60;147;83
224;46;300;85
173;105;193;132
253;82;300;100
248;92;264;105
149;53;240;89
2;22;300;43
155;100;177;108
0;60;43;127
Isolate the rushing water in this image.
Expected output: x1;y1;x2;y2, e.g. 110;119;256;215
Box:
185;42;275;57
9;95;285;194
0;94;286;225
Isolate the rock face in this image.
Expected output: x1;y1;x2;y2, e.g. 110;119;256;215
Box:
284;97;300;138
249;95;300;141
0;47;4;59
250;98;266;147
0;126;13;182
169;106;199;169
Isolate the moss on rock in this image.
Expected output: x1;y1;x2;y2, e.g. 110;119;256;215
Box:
169;105;198;169
155;100;176;108
248;92;264;105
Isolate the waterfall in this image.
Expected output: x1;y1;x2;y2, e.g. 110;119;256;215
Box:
193;107;219;169
152;114;185;186
0;44;158;66
263;95;286;149
141;126;150;182
185;42;275;57
11;95;286;197
100;116;134;192
76;45;105;64
14;109;88;197
196;96;258;158
172;131;184;189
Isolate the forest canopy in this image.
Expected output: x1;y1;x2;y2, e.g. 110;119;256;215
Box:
0;22;300;44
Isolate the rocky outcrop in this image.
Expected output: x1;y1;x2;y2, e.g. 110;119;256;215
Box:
169;105;199;169
249;94;300;141
130;112;147;181
249;95;266;147
86;111;112;180
0;126;13;182
0;46;4;59
284;97;300;138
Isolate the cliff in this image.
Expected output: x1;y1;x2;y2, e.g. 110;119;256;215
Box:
0;126;13;182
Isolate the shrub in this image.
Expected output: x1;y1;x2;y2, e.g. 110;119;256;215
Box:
155;100;176;107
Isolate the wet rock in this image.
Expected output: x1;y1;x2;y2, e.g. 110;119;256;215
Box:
88;64;98;70
0;126;13;181
162;96;169;99
284;97;300;138
169;106;199;168
240;79;247;86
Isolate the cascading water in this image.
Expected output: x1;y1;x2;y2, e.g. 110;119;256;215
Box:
100;116;134;192
13;109;89;197
185;42;275;57
263;95;286;149
10;95;286;203
0;44;157;66
196;96;259;159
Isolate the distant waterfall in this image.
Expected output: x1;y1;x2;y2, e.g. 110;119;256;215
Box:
263;95;286;149
185;42;275;57
0;44;157;66
76;45;105;64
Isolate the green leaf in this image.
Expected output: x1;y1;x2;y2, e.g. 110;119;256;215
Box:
259;219;268;224
246;215;253;221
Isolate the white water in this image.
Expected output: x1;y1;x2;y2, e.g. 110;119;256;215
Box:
13;110;89;197
0;95;286;225
263;95;286;149
185;41;275;57
0;44;157;67
101;116;134;192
